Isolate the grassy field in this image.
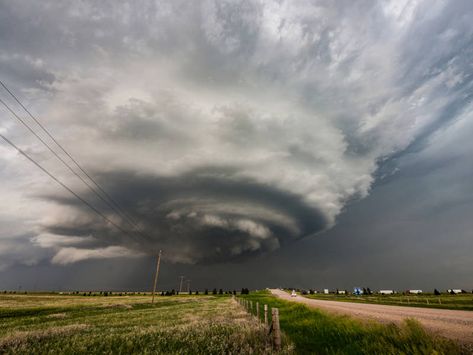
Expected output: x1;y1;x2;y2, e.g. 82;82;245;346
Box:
300;292;473;311
239;291;465;355
0;293;288;354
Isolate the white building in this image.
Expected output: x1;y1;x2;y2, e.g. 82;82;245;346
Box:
409;290;422;294
324;289;329;294
337;290;346;294
448;289;462;294
379;290;394;295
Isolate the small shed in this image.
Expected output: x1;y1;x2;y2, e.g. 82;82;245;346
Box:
409;290;422;294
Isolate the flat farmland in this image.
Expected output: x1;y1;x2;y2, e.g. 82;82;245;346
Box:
302;292;473;311
0;293;283;354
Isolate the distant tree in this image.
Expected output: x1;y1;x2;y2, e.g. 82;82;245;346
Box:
366;288;372;295
160;291;164;296
434;289;441;295
195;290;199;295
362;288;367;295
219;289;223;295
233;290;237;295
204;289;208;295
212;288;217;295
189;289;192;295
450;290;456;295
309;289;314;295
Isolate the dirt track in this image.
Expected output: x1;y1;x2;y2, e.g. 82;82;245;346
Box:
270;289;473;343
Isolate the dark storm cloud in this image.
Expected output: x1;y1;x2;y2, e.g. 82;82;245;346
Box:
37;168;327;264
0;0;472;284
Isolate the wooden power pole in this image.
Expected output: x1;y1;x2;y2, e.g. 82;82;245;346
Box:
151;250;162;304
178;276;184;294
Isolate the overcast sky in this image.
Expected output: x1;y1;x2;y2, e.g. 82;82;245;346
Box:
0;0;472;291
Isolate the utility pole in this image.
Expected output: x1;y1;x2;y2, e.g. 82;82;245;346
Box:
151;250;162;304
178;276;184;294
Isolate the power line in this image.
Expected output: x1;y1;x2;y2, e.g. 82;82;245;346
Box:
0;96;140;234
0;132;138;241
0;81;146;236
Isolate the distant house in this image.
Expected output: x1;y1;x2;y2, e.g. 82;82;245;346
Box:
447;289;462;294
323;289;329;294
379;290;394;295
353;287;363;295
337;290;346;294
409;290;422;294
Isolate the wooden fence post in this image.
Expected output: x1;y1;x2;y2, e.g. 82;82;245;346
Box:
256;302;260;320
264;304;268;326
250;300;253;314
272;308;281;351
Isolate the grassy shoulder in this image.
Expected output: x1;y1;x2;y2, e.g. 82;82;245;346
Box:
239;291;464;355
299;292;473;311
0;294;276;354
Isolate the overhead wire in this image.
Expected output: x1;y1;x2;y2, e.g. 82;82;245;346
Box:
0;81;150;239
0;132;138;241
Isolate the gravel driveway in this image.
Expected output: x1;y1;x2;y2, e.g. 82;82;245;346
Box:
270;289;473;344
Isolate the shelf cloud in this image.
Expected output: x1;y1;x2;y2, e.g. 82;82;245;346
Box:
0;0;472;270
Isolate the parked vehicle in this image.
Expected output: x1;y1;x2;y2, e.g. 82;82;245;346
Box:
291;290;297;297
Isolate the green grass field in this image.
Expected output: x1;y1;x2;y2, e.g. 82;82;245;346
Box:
1;291;469;354
0;293;285;354
300;292;473;311
239;291;465;355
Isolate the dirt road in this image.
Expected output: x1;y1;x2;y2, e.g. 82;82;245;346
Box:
270;289;473;343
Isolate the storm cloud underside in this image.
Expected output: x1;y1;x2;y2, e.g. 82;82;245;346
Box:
0;0;472;274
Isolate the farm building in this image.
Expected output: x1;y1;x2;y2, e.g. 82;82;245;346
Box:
409;290;422;294
323;289;329;294
337;290;346;294
379;290;394;295
447;289;462;294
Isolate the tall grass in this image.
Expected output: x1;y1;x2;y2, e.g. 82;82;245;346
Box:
241;291;464;355
0;294;281;354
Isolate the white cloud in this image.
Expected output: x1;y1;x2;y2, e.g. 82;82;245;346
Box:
51;246;142;265
31;233;94;248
